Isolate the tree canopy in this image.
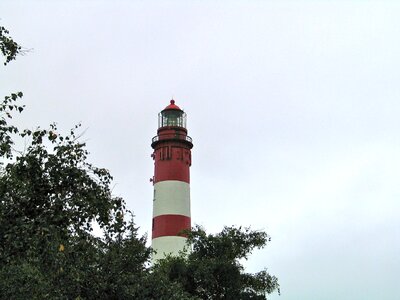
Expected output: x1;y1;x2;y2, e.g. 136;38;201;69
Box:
153;226;279;299
0;24;279;299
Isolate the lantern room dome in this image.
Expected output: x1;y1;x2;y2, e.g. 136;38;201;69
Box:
163;99;181;111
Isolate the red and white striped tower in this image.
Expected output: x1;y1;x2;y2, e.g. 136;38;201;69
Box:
151;100;193;260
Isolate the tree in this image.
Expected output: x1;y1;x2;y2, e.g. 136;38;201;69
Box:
153;226;280;299
0;100;151;299
0;24;151;299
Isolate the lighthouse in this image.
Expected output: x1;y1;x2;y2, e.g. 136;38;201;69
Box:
151;100;193;260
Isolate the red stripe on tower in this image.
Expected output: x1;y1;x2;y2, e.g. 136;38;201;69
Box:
151;100;193;261
152;215;191;239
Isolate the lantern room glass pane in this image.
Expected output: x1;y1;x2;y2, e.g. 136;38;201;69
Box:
159;110;186;128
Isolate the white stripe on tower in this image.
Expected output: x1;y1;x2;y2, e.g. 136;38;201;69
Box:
153;181;190;217
151;100;193;261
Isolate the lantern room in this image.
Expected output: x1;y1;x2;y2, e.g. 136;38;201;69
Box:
158;100;187;129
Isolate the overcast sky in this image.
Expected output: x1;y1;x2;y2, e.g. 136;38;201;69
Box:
1;1;400;299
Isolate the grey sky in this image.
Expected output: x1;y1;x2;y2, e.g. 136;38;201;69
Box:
1;1;399;299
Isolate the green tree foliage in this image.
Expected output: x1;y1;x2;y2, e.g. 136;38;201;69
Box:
0;25;151;299
0;94;151;298
0;25;21;65
0;24;279;299
153;226;280;299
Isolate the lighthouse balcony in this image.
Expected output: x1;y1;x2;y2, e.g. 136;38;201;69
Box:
152;134;192;144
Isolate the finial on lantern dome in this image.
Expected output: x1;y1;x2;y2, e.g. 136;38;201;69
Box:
163;98;181;111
